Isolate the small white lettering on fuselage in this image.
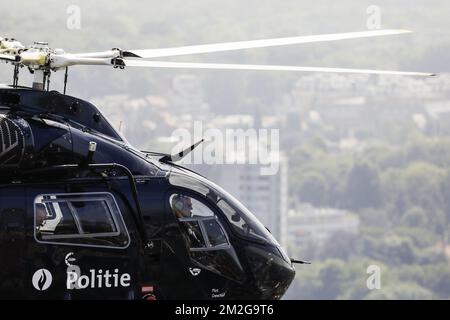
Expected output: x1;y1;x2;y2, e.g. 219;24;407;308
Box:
66;268;131;289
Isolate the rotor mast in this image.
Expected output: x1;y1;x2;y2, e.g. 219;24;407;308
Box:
32;69;45;90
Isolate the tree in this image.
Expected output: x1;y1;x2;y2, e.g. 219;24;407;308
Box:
440;171;450;242
346;162;382;210
365;282;435;300
318;260;347;299
298;171;328;206
320;232;359;260
401;207;428;228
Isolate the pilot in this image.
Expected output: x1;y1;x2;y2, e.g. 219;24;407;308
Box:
35;204;48;228
171;195;193;218
171;195;203;248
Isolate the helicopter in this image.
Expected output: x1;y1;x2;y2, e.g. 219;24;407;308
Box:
0;29;434;300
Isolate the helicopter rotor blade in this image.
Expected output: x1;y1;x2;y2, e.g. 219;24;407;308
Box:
122;29;412;59
69;50;119;59
123;60;435;77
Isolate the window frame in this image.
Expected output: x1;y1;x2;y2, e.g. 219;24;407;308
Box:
169;192;231;252
34;192;131;249
179;216;231;252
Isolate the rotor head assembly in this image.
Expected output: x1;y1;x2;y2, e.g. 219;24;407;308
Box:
0;29;436;92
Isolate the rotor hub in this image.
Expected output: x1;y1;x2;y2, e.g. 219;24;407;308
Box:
0;29;436;92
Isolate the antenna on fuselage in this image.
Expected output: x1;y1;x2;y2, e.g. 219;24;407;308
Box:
160;139;204;163
63;67;69;94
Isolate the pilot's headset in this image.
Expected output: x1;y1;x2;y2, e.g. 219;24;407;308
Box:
173;195;188;215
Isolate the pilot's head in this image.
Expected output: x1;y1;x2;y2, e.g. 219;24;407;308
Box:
172;195;193;218
35;204;47;227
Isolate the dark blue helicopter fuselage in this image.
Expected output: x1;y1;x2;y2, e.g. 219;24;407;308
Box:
0;87;295;300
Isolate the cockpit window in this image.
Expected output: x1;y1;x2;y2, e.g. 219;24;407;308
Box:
171;194;214;218
170;194;229;251
169;171;279;246
181;220;206;248
34;193;130;249
203;219;228;247
217;198;269;243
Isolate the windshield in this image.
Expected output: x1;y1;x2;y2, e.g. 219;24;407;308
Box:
169;170;279;246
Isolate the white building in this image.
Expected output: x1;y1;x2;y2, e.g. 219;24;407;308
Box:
286;203;359;250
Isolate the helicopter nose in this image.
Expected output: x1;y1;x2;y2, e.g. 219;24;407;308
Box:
245;245;295;299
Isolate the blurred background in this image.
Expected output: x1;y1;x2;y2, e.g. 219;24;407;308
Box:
1;0;450;299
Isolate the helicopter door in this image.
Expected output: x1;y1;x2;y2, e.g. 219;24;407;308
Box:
0;187;27;299
161;193;244;299
27;188;138;299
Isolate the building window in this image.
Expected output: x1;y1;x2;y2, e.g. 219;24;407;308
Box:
34;193;130;249
170;194;229;251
